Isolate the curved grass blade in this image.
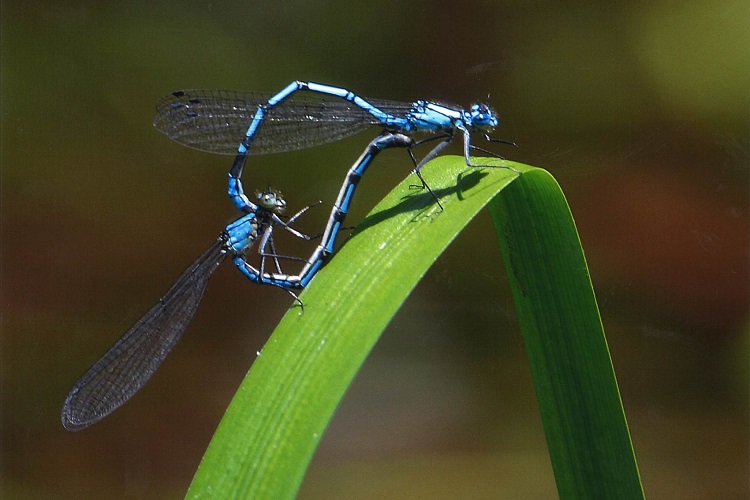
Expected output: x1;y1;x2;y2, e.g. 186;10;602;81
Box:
187;157;643;499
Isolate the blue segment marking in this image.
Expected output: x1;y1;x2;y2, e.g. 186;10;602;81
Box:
154;81;515;213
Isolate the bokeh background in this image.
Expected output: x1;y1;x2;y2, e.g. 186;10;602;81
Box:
2;1;748;498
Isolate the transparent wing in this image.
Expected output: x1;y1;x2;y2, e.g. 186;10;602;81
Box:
153;89;414;155
61;239;227;430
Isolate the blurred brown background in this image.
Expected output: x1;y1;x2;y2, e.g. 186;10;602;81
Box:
2;1;748;498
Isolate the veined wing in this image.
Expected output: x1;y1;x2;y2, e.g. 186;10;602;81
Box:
61;239;227;430
153;89;410;155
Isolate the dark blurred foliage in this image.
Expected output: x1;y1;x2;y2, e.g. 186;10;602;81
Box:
2;0;748;498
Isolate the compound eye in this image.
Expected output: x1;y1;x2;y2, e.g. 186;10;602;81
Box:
476;103;491;117
256;191;277;209
470;103;485;117
471;103;498;129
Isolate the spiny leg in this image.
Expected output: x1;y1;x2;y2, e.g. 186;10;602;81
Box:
462;128;521;173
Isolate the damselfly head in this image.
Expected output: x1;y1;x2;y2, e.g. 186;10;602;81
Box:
256;188;287;213
469;103;499;131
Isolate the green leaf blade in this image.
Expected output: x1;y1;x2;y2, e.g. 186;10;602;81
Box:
187;157;642;499
489;170;643;499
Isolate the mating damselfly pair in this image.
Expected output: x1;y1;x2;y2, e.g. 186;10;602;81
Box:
62;80;516;430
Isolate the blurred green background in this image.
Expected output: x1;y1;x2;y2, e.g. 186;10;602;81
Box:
2;0;748;498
